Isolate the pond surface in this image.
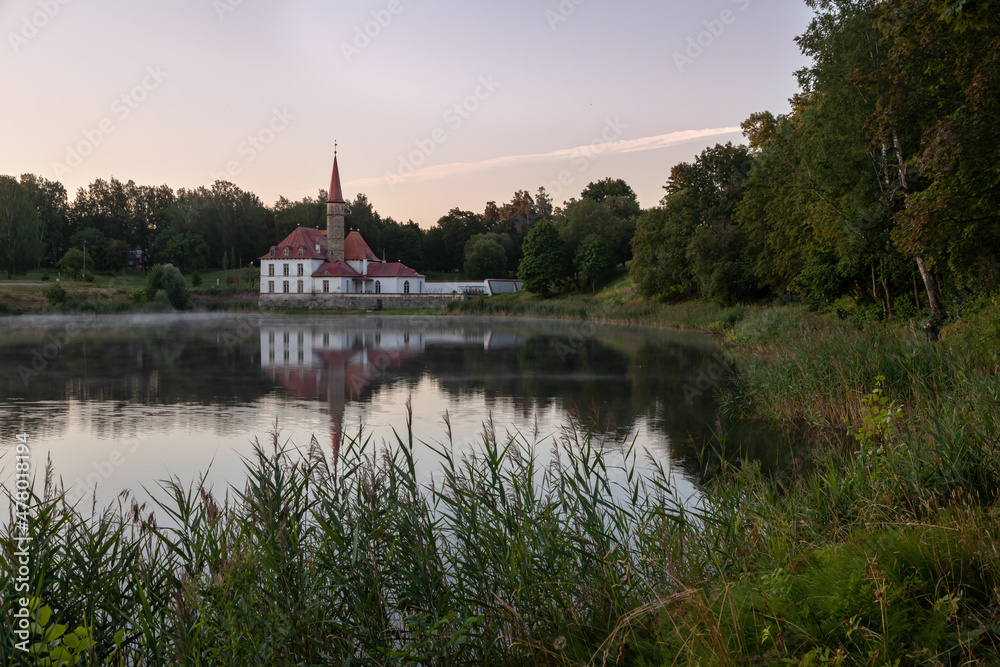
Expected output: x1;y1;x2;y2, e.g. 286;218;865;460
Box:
0;314;796;510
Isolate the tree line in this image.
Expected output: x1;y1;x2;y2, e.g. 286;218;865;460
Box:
0;169;641;285
630;0;998;322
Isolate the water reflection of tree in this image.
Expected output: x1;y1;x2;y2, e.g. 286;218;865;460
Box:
0;322;273;440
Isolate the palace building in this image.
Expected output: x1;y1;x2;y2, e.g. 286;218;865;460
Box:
259;153;426;302
259;152;521;309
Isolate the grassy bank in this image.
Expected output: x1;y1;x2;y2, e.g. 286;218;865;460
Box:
0;269;260;315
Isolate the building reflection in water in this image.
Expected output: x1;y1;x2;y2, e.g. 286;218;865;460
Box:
259;321;522;459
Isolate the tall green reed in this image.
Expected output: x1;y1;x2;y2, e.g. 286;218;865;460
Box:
2;414;730;666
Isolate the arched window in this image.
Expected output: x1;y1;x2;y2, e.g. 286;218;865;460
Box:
404;281;410;294
375;281;381;294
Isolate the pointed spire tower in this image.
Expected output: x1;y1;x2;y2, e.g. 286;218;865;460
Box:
326;143;346;262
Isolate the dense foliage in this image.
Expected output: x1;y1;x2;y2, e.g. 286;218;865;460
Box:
632;0;999;318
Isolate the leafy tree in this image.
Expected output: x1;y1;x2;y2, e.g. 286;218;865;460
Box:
162;181;270;271
154;231;209;271
273;193;325;244
57;248;92;281
424;209;485;273
578;179;641;266
104;239;131;273
581;177;638;205
633;143;756;303
464;235;507;280
556;198;614;260
870;0;1000;312
19;174;69;267
686;221;753;305
0;176;43;278
517;220;571;294
574;234;612;292
630;203;698;301
345;193;382;252
379;219;425;269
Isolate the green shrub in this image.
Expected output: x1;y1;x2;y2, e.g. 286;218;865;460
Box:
147;289;173;310
191;271;202;287
146;264;188;309
43;283;67;305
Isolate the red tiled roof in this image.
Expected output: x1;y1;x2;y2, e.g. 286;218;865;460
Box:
327;155;345;204
313;260;363;278
261;227;327;260
344;231;378;261
366;262;424;278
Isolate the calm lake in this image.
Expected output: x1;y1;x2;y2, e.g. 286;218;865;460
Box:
0;314;796;510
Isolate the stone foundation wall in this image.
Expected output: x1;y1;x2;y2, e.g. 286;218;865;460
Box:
259;293;460;310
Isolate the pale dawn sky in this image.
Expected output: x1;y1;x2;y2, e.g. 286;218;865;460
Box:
1;0;815;226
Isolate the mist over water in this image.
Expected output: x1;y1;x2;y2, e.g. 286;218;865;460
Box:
0;314;798;511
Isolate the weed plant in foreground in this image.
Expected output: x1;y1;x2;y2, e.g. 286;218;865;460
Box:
1;417;724;666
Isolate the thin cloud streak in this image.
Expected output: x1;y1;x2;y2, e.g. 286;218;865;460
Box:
348;126;743;187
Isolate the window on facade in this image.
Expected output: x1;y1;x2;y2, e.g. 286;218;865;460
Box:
283;264;290;277
375;281;381;294
298;349;304;364
404;281;410;294
283;332;289;344
297;332;304;345
298;264;304;276
269;349;275;362
268;264;274;276
283;248;290;257
323;280;329;293
268;331;275;344
268;280;274;293
283;281;289;293
298;247;305;257
297;280;304;293
322;333;329;347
